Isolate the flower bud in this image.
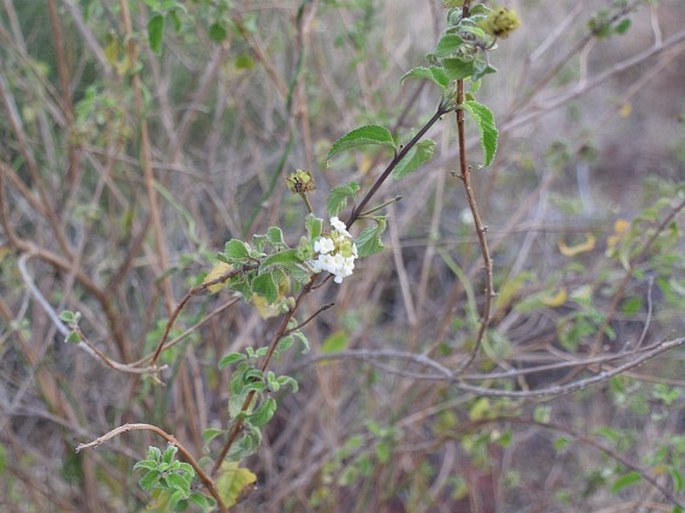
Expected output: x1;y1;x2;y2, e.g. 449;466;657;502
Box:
481;7;520;39
286;169;316;194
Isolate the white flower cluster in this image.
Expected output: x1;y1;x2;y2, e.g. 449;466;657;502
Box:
308;217;358;284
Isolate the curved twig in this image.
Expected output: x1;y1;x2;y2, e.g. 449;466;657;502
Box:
75;423;228;513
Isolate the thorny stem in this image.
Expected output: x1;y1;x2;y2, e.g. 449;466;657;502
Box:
76;423;229;513
451;0;495;375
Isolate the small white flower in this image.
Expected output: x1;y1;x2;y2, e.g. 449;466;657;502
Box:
314;237;335;254
306;217;358;284
330;216;351;237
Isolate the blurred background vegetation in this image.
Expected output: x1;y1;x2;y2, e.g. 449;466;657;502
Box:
1;0;685;511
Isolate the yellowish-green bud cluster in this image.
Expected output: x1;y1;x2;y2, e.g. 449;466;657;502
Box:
481;7;520;39
286;169;316;194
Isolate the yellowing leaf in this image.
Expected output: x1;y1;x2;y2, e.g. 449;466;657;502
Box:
203;262;234;293
216;462;257;508
252;293;280;319
251;272;292;319
558;234;595;257
541;287;568;307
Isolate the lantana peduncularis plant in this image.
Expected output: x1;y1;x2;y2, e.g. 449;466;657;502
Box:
71;2;521;511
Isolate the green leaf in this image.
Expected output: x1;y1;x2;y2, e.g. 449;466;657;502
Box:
139;469;161;491
306;214;323;240
430;33;464;58
261;248;301;269
218;352;246;368
65;331;81;344
392;139;436;180
292;330;310;353
327;182;360;217
0;443;5;474
59;310;74;323
614;18;631;35
277;335;295;352
355;216;387;258
221;239;251;262
147;14;165;55
321;331;348;353
462;100;498;166
443;58;475;81
266;226;285;246
162;444;177;464
188;492;215;511
209;22;228;43
611;471;641;493
252;272;277;303
400;66;450;91
202;428;224;446
165;473;192;494
276;375;299;392
326;125;397;162
250;397;277;428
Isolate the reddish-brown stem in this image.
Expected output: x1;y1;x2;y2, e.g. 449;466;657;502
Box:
451;0;495;375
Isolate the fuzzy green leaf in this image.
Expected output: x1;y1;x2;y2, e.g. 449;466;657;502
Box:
327;182;360;217
305;214;323;240
221;239;251;262
266;226;285;246
202;428;224;446
400;66;450;91
261;249;301;269
430;33;464;58
392;139;436;180
218;352;246;369
250;397;277;428
147;14;165;55
443;58;475;81
252;272;277;303
355;216;387;258
327;125;397;162
462;100;498;166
